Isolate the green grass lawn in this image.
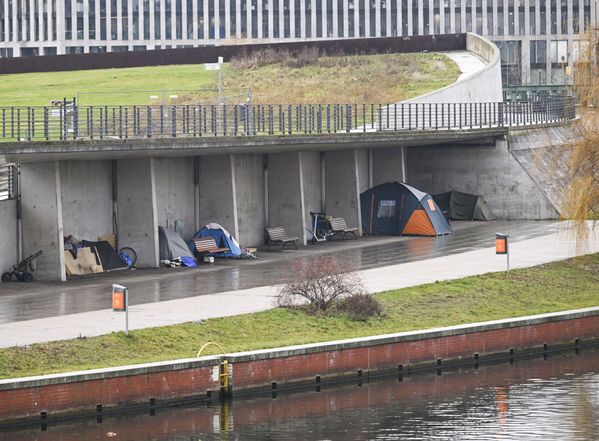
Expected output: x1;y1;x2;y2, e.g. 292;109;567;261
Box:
1;253;598;380
0;52;459;107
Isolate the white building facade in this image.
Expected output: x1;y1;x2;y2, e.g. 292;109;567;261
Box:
0;0;596;84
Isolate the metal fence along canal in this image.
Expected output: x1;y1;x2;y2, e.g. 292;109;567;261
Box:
0;97;576;143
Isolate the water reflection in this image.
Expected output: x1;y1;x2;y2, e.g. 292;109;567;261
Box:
3;347;599;440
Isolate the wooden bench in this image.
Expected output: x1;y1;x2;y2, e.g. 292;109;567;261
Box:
192;237;229;257
330;217;359;240
265;227;299;250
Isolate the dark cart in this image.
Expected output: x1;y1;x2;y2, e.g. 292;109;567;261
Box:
2;250;43;282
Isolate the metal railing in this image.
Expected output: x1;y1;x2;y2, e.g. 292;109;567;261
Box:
0;164;16;200
503;85;576;103
0;97;576;143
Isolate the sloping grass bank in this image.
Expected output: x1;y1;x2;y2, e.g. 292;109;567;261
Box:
0;52;459;107
1;253;598;380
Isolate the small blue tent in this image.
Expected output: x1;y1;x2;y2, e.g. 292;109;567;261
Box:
360;182;452;236
188;223;243;257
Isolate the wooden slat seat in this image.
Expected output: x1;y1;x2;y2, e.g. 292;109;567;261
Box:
265;227;299;249
330;217;358;240
193;237;229;256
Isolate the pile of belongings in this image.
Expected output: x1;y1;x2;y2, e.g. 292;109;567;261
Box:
159;226;197;267
64;234;128;276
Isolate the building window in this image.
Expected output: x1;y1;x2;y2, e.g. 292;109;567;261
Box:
65;45;84;53
497;40;522;85
530;40;547;84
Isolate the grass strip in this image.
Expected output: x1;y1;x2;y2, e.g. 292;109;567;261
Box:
1;253;598;380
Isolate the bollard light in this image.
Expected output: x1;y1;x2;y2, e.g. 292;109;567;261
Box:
495;233;508;254
495;233;510;271
112;284;129;335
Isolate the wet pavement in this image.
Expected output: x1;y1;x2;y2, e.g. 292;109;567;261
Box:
0;221;560;325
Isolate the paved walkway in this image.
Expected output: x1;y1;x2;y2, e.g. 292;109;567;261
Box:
0;221;558;323
1;221;597;348
444;51;486;82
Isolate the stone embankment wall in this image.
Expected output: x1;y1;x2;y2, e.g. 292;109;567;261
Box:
1;307;598;426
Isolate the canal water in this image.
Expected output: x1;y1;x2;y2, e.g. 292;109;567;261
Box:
3;346;599;440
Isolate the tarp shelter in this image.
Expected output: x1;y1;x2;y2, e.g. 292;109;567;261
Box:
159;226;197;261
433;190;497;221
360;182;452;236
80;240;127;271
188;223;243;257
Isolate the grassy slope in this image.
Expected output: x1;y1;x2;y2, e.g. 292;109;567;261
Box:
0;53;459;107
1;253;598;379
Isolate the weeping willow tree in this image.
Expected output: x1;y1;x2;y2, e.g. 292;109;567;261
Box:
566;28;599;243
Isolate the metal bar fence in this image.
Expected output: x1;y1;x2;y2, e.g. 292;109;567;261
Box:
0;97;576;143
0;164;17;200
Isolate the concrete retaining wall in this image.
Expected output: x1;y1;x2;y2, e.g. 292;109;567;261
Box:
233;154;265;247
268;152;304;243
198;155;237;238
407;139;559;219
154;157;196;241
20;162;65;281
404;33;503;104
372;147;407;185
1;307;598;425
116;159;159;268
509;124;577;217
0;199;17;275
325;150;363;233
60;160;113;241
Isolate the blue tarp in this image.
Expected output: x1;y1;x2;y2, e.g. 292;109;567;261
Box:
188;223;243;258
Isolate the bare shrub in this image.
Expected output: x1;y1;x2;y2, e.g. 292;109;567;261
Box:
230;47;325;70
337;293;384;321
285;47;323;68
277;256;365;312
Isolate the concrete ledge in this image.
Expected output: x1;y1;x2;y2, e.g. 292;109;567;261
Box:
0;128;507;163
0;355;221;391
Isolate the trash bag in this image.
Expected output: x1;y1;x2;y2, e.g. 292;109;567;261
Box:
119;251;134;267
180;256;197;267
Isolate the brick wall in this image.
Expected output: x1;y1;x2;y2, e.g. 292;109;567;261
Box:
229;314;599;390
0;364;219;422
1;308;598;425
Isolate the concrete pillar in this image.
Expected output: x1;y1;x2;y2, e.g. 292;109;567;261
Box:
324;150;363;234
356;149;369;192
20;161;66;281
372;147;407;185
0;199;18;275
116;159;159;268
